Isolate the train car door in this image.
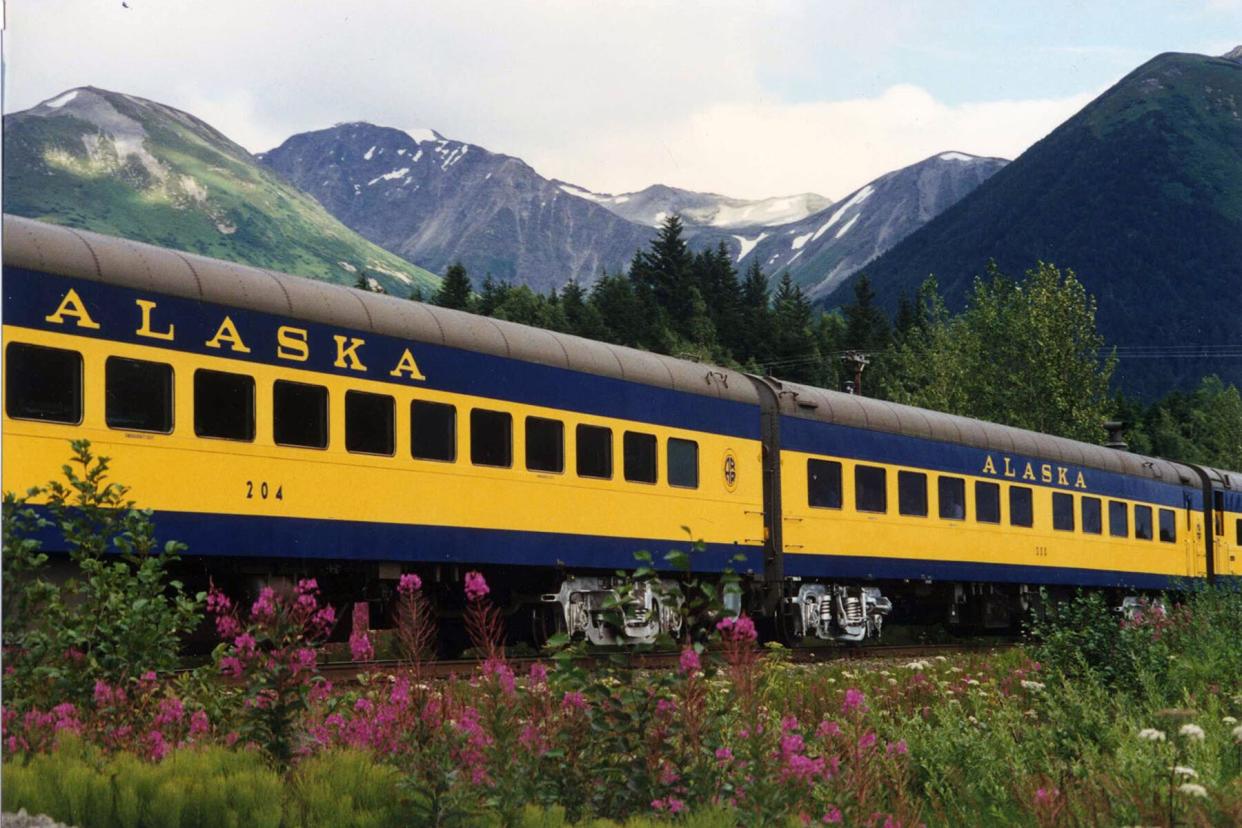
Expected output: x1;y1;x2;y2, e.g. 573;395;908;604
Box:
1214;489;1239;578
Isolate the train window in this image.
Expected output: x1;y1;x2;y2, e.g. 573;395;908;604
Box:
345;391;394;456
1109;501;1129;537
856;466;887;513
1052;492;1075;531
576;425;612;479
1009;486;1034;527
1158;509;1176;543
1081;496;1102;535
194;369;254;441
525;417;564;473
808;459;842;509
667;438;699;489
274;381;328;448
1236;518;1241;547
975;481;1001;524
410;401;456;461
623;431;658;484
106;357;173;433
1134;505;1154;540
5;343;82;424
471;409;512;467
938;476;965;520
898;471;927;516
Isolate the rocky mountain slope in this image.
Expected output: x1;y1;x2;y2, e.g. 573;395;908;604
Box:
852;49;1242;395
555;182;831;231
259;123;655;292
737;152;1006;298
2;88;438;294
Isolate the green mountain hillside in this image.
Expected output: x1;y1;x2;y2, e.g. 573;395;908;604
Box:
848;50;1242;397
3;87;439;295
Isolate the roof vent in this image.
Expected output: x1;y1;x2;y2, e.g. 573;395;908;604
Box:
1103;420;1128;451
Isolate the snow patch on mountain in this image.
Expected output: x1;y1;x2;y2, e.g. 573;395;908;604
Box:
367;167;410;186
45;90;79;109
733;232;769;261
363;146;376;161
938;152;974;162
405;128;440;144
791;231;813;250
835;214;860;238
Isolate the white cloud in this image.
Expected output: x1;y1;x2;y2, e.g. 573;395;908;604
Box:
540;86;1098;200
0;1;1111;200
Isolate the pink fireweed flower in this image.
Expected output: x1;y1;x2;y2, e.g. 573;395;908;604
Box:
858;730;878;751
886;739;909;756
296;578;318;595
189;710;210;736
782;715;800;732
250;587;277;622
153;697;185;728
716;614;758;641
349;632;374;662
842;688;867;715
716;746;734;763
561;691;589;711
292;647;317;675
529;661;549;687
666;798;686;814
93;680;114;708
146;729;168;762
464;570;489;602
140;671;157;685
234;633;258;658
295;592;318;614
482;658;516;695
206;587;232;615
309;680;333;704
679;647;702;675
312;605;337;636
817;720;842;738
823;807;843;824
656;698;677;716
215;614;241;639
220;656;244;678
398;573;422;595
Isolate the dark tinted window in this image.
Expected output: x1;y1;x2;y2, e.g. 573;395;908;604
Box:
1236;518;1241;547
576;425;612;478
1052;492;1075;531
1009;486;1033;527
471;409;512;467
345;390;394;455
975;481;1001;524
938;477;966;520
1109;501;1129;537
808;459;842;508
1134;505;1153;540
6;343;82;424
898;471;927;516
1159;508;1176;543
274;381;328;448
1081;497;1102;534
411;401;455;461
623;431;657;484
105;357;172;433
855;465;887;513
668;438;698;488
525;417;564;473
194;369;254;441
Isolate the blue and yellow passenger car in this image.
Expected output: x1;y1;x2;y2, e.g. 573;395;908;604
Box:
2;216;1236;644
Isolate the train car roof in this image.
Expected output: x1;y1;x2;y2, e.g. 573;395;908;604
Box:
2;214;758;408
763;376;1204;487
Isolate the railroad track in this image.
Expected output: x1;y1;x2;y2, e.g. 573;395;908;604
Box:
315;640;1015;682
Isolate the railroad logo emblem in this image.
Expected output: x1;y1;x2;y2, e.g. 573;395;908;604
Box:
723;450;738;491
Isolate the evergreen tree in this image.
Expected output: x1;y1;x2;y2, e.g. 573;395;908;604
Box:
408;286;425;302
433;262;473;310
769;273;822;384
843;274;891;352
738;260;773;366
631;215;697;340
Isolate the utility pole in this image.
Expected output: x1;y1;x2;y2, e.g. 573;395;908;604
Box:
840;351;870;396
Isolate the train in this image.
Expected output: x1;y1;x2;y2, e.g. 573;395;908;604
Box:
3;214;1239;647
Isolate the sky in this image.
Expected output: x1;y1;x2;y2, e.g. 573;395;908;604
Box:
5;1;1240;201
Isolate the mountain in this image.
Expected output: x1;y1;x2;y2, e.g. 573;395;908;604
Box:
850;49;1242;396
736;152;1006;299
259;123;656;293
555;182;831;231
2;88;438;294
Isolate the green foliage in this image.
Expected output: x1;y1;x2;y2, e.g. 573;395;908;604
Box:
1121;375;1242;468
2;736;282;828
880;263;1116;443
289;749;405;827
434;261;475;310
2;440;203;708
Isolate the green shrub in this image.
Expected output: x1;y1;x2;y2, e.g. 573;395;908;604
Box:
288;749;405;828
2;736;281;828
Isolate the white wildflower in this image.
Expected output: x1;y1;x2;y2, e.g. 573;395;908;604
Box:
966;678;980;686
1020;680;1046;691
950;667;964;674
880;670;891;677
1223;716;1237;725
1232;724;1242;744
904;660;930;671
1179;724;1205;742
1172;766;1197;779
1177;783;1207;799
1137;728;1166;742
935;656;948;662
887;678;898;686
